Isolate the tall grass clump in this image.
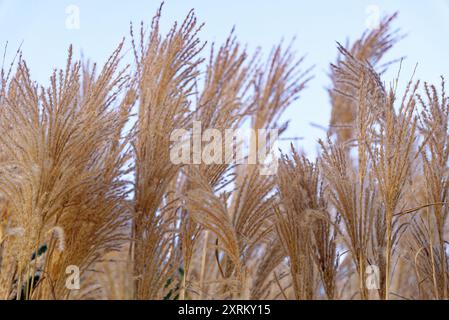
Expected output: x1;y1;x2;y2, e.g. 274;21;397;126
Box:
0;4;448;300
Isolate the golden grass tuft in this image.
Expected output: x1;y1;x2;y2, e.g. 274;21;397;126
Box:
0;4;448;301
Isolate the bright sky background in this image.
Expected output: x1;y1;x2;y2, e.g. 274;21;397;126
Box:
1;0;448;156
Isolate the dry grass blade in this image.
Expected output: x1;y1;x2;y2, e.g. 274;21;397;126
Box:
130;4;204;299
329;13;401;144
0;42;133;299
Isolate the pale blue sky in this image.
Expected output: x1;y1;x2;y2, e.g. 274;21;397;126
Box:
1;0;448;155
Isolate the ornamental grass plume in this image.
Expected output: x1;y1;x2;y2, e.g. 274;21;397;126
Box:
1;2;449;301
